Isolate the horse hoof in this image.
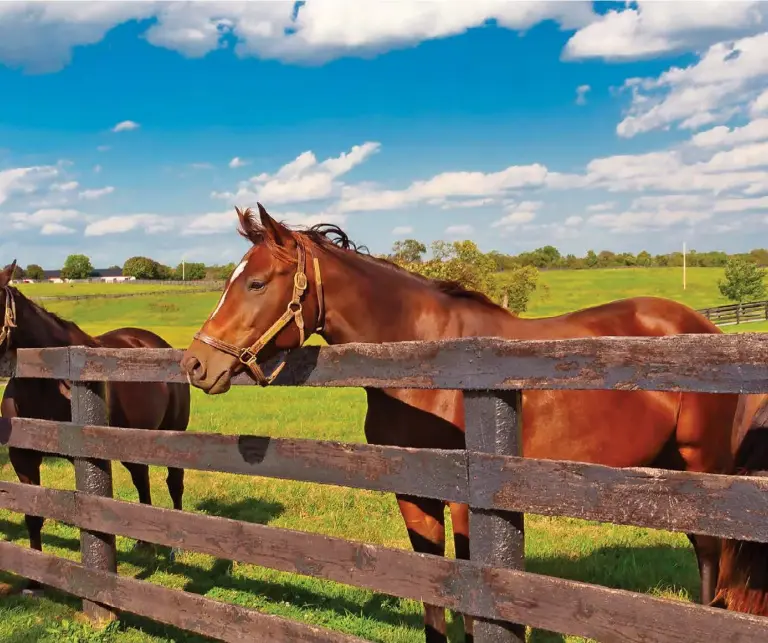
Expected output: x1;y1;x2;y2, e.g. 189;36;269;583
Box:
168;547;182;564
21;588;45;599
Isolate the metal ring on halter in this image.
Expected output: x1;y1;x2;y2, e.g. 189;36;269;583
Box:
193;238;324;387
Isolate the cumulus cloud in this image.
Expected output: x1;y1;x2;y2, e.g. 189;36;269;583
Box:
51;181;79;192
491;201;542;230
0;1;595;73
0;165;60;206
10;208;82;231
616;32;768;138
41;222;76;235
85;214;173;237
79;186;115;200
112;120;140;133
564;1;768;62
752;89;768;116
564;215;583;226
221;142;381;206
339;163;548;213
392;225;414;236
691;118;768;148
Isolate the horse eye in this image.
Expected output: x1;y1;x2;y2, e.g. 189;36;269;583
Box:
248;280;266;291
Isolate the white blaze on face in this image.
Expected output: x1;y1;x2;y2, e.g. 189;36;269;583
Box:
210;258;248;322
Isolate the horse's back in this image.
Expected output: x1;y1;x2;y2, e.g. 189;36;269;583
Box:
95;327;190;432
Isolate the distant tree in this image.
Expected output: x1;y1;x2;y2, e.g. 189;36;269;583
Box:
210;263;236;281
392;239;427;264
174;262;206;281
26;264;45;281
585;250;598;268
5;263;25;280
718;257;767;319
123;256;161;279
61;254;93;280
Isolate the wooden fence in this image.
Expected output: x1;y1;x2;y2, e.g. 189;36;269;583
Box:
698;300;768;325
3;335;768;642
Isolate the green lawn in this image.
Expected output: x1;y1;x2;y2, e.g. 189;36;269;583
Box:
0;266;757;642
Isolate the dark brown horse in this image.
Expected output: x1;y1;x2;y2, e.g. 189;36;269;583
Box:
180;205;741;642
0;262;190;592
710;393;768;615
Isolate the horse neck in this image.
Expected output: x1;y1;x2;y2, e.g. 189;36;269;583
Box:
12;290;96;349
315;247;529;345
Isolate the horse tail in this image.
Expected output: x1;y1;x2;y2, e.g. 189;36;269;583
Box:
712;397;768;614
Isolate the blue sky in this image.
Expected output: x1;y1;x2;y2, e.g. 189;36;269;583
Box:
2;1;768;269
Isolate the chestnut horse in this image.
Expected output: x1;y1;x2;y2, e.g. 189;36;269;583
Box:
710;393;768;615
0;262;190;592
181;206;741;643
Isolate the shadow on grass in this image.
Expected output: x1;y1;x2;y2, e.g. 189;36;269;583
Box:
0;505;702;643
526;544;699;643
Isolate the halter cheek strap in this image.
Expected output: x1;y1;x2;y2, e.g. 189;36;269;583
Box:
193;241;324;387
0;286;17;348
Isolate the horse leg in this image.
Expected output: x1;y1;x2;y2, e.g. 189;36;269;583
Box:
8;447;45;595
122;461;154;553
396;494;447;643
165;467;185;562
688;534;720;605
449;501;473;642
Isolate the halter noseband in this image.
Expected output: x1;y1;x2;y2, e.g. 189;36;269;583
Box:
0;286;17;349
193;240;324;386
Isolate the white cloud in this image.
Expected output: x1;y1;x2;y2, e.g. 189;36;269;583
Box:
228;142;381;206
41;222;75;236
339;163;548;213
616;31;768;138
445;224;474;236
564;2;768;62
691;118;768;148
79;186;115;200
10;208;82;231
51;181;79;192
564;215;583;226
0;1;595;73
752;89;768;116
586;201;616;212
392;225;413;236
575;84;590;105
0;165;60;205
112;120;140;133
228;157;248;169
491;201;542;229
85;214;172;237
713;196;768;213
702;140;768;173
587;194;714;234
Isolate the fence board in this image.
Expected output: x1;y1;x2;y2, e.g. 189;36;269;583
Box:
0;417;468;502
469;454;768;542
0;540;365;643
1;483;767;643
5;333;768;392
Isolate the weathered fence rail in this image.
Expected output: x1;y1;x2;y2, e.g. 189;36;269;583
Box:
2;334;768;642
698;299;768;326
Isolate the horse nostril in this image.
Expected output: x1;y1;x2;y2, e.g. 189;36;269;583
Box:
182;356;205;380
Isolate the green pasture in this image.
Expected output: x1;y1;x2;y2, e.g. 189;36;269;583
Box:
0;266;759;642
17;282;213;298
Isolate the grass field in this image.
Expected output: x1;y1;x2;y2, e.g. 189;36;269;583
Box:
0;267;758;642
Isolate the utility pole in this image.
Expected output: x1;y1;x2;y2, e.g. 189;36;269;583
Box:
683;241;687;290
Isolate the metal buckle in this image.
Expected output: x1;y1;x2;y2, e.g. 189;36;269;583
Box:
239;348;258;365
294;272;308;291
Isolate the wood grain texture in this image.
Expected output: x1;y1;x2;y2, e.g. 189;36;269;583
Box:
1;482;768;643
0;540;365;643
0;417;468;502
8;332;768;392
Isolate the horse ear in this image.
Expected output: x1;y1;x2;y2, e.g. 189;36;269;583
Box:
0;260;16;288
257;202;293;247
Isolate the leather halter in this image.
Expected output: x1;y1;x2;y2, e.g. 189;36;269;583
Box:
193;240;324;386
0;286;17;349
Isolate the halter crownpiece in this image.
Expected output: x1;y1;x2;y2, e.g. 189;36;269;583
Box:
193;239;324;386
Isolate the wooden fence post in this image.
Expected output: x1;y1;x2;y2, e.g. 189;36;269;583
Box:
70;378;117;624
465;390;525;642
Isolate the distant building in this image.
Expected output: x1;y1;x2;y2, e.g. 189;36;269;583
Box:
31;268;136;284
